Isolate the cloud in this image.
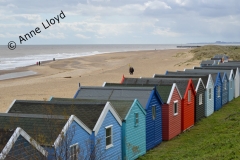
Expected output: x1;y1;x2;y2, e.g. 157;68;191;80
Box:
0;0;240;44
144;1;171;10
37;32;65;39
75;34;91;39
0;32;24;38
153;27;180;37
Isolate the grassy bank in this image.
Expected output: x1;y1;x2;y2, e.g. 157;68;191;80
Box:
139;97;240;160
189;45;240;61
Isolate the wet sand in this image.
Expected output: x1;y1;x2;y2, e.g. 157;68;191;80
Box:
0;49;200;112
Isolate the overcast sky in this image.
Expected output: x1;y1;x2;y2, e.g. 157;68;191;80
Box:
0;0;240;45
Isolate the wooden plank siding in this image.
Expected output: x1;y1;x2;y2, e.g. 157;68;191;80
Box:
214;74;222;111
182;81;195;131
235;68;240;97
222;75;229;105
162;87;181;140
124;100;146;160
229;78;234;101
145;91;162;151
195;82;206;122
6;135;46;159
95;111;122;160
205;78;215;117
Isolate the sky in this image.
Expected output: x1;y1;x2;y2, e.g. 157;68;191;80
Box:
0;0;240;45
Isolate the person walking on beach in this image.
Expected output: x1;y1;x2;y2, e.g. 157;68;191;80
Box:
129;64;134;75
39;61;41;66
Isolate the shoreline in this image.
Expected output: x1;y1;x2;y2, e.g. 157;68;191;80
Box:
0;48;199;112
0;47;183;71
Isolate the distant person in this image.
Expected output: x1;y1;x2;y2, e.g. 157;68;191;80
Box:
129;66;134;75
36;62;38;65
39;61;41;66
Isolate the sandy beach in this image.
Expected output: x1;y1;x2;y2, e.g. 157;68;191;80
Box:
0;49;199;112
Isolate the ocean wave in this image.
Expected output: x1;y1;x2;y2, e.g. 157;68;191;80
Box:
0;51;106;70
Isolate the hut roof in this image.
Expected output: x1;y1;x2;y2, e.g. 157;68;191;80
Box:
201;60;218;65
8;100;106;130
50;98;133;120
122;78;196;97
0;113;68;146
75;86;155;109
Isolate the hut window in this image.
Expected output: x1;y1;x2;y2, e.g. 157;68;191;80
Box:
174;101;178;116
152;106;156;120
209;88;211;100
70;143;79;160
218;86;221;97
199;94;203;105
230;80;232;89
224;80;227;90
135;113;139;126
105;125;113;149
188;90;191;102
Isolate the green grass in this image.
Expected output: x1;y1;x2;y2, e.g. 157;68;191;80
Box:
139;97;240;160
189;45;240;61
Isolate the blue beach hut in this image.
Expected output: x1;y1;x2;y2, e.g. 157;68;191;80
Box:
73;86;163;151
0;127;47;159
6;100;122;160
50;97;147;160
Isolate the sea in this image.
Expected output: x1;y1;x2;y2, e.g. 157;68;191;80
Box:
0;43;234;70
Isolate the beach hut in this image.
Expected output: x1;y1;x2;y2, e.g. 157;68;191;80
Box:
200;60;220;67
164;72;215;117
120;77;196;131
151;75;206;122
103;83;183;140
193;67;235;101
49;98;147;160
6;101;122;160
0;127;48;160
183;70;222;111
0;113;74;160
73;86;163;151
200;66;239;98
216;64;240;97
154;84;182;140
184;69;228;106
213;54;229;62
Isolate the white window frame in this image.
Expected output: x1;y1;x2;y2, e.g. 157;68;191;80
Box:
152;106;156;120
218;86;221;97
188;90;191;102
70;143;79;160
199;94;203;105
105;125;113;149
135;113;139;126
173;100;178;116
209;88;211;100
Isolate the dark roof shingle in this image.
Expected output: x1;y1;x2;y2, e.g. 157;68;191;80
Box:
0;113;68;146
8;101;105;131
75;86;154;108
50;98;133;120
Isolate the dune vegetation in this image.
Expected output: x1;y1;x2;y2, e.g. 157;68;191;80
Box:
189;45;240;61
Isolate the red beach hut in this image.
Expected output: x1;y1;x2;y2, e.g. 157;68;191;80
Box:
157;83;182;140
